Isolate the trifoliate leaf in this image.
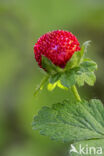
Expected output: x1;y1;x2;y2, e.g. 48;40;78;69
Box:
33;99;104;145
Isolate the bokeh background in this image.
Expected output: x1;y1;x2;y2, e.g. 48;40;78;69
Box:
0;0;104;156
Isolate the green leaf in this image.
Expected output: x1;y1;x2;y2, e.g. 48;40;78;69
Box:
33;99;104;151
34;75;49;96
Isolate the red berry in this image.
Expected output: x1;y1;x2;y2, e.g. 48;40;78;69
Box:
34;30;80;69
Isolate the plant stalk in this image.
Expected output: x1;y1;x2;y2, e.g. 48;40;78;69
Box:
71;85;81;101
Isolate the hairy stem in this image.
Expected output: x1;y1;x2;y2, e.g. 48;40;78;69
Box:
71;85;81;101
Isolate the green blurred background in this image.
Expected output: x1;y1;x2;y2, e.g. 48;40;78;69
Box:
0;0;104;156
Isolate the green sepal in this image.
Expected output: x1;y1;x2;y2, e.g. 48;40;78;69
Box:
34;75;49;96
77;40;91;64
42;55;62;74
65;40;91;70
49;73;61;84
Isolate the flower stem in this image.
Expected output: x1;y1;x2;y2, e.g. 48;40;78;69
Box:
71;85;81;101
